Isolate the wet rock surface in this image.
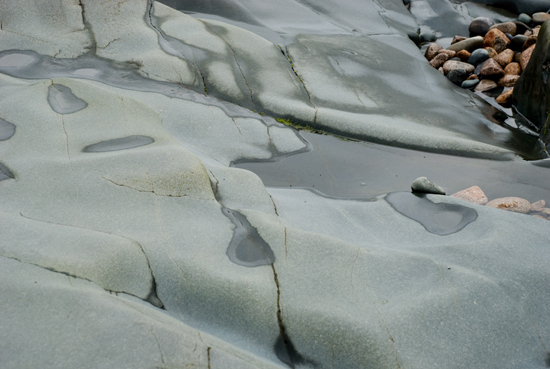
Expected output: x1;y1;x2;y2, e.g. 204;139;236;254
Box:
1;0;550;368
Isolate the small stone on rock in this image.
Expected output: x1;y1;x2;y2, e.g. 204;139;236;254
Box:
474;79;498;92
451;36;467;44
447;69;468;85
510;35;528;51
411;177;445;195
498;75;519;87
466;74;479;80
520;44;535;70
443;60;475;74
517;13;532;25
467;48;490;65
430;53;449;69
425;43;443;61
469;17;494;37
447;36;484;52
486;197;531;213
456;50;471;62
450;186;488;205
504;62;521;75
530;200;546;212
523;35;537;50
490;22;517;36
438;49;457;58
494;49;515;67
480;58;505;79
532;12;550;24
485;47;498;58
495;88;514;105
461;79;479;89
484;29;510;51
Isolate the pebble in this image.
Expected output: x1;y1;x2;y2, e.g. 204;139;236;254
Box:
517;13;532;25
520;44;536;70
443;60;475;74
523;35;537;50
411;177;446;195
498;74;520;87
514;21;531;36
457;49;471;62
484;29;511;51
531;200;546;212
438;49;457;58
495;88;514;105
542;208;550;216
447;36;484;52
533;26;541;36
425;43;443;61
486;196;531;213
504;62;521;75
451;36;467;44
514;52;522;64
480;58;505;79
490;22;517;36
485;47;498;58
532;12;550;24
461;79;479;88
466;74;479;80
469;17;495;37
510;35;528;51
493;37;509;53
474;79;498;91
447;69;468;85
494;49;515;66
467;48;490;65
450;186;488;205
430;53;449;69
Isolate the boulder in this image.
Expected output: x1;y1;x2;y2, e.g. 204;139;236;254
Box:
486;197;531;213
504;62;521;75
443;60;475;74
490;22;517;36
514;22;550;139
479;58;505;79
475;79;498;92
425;43;443;61
469;17;495;37
450;186;488;205
411;177;445;195
447;36;484;52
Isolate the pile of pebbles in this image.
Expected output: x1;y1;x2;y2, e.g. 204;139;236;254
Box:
424;11;549;107
451;186;550;220
411;177;550;221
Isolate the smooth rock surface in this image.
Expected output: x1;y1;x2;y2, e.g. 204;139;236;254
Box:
469;17;494;37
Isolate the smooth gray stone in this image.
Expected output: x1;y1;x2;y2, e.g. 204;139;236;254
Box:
461;79;480;88
447;36;484;52
518;13;533;25
469;17;494;37
411;176;446;194
468;48;490;65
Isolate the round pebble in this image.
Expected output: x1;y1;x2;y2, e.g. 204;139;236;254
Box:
469;17;494;37
517;13;532;25
467;48;490;65
510;35;528;51
447;69;468;85
461;79;479;89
